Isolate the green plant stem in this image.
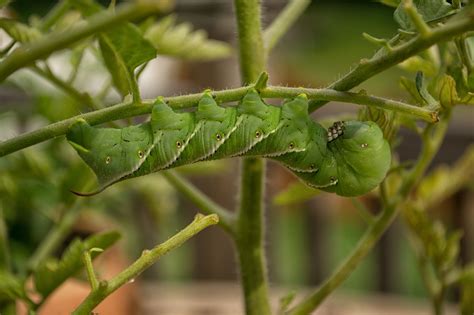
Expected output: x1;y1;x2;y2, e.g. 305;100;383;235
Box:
234;0;266;84
0;0;171;82
161;171;235;234
263;0;311;52
72;214;219;315
27;203;82;271
235;158;271;315
403;0;432;37
233;1;271;314
30;64;102;110
262;86;439;121
82;250;99;291
0;85;435;158
287;112;450;315
309;8;474;111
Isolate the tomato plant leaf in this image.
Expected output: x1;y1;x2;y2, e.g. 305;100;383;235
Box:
99;23;156;97
144;15;232;61
0;19;42;43
33;231;120;298
394;0;454;30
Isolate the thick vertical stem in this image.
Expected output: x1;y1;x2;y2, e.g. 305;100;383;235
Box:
233;1;271;314
234;0;266;83
236;159;270;315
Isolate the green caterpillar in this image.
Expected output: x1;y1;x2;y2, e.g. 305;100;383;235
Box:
67;89;391;197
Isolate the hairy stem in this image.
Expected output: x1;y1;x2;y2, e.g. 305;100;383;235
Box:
309;8;474;111
73;214;218;315
235;158;271;315
0;85;435;157
162;171;235;234
263;0;311;52
287;113;450;315
233;0;271;314
0;0;171;82
234;0;266;84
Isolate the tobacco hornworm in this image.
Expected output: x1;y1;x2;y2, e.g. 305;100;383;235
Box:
67;89;391;197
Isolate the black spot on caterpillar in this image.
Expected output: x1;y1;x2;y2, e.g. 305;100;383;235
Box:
67;89;391;196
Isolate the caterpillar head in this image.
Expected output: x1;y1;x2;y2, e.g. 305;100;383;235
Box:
295;120;391;196
325;120;391;196
66;119;153;195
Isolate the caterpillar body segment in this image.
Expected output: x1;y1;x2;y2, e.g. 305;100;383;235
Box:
67;89;391;197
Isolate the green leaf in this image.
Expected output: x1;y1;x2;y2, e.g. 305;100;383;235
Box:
273;181;320;206
441;231;462;271
415;71;438;108
434;74;459;109
400;76;425;105
394;0;453;30
34;231;120;298
99;23;156;96
144;15;232;61
103;24;156;71
0;19;42;43
0;271;26;303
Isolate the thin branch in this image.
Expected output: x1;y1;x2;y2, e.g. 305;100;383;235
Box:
0;85;436;157
233;0;271;314
261;86;439;122
72;213;219;315
29;64;102;110
82;249;100;291
263;0;311;52
309;7;474;111
161;171;235;234
0;0;172;82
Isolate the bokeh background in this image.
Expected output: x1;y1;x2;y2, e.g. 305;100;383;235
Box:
0;0;473;314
